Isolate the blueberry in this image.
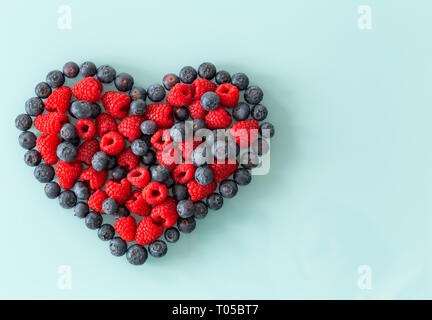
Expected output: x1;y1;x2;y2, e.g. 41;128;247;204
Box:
142;150;156;166
112;166;127;182
163;176;174;188
219;179;238;198
35;82;52;99
164;227;180;243
109;237;127;256
244;86;264;105
60;123;77;141
85;211;102;229
63;61;79;78
259;122;275;138
174;106;189;121
46;70;65;88
130;99;147;116
92;151;109;171
96;65;116;83
212;138;239;160
98;224;115;241
15;114;32;131
233;102;250;121
126;244;148;265
147;84;165;102
150;165;170;182
234;168;251;185
251;104;268;121
194;201;208;219
56;142;77;162
19;131;36;150
192;143;211;167
173;184;189;201
231;73;249;90
113;206;130;219
194;166;214;186
240;151;260;169
163;73;180;90
148;240;168;258
192;119;205;132
179;66;197;84
25;97;44;116
215;70;231;84
70;100;93;119
129;86;147;101
140;120;158;135
24;149;42;167
74;202;89;218
177;217;196;233
198;62;216;80
44;182;61;199
102;198;118;215
115;72;134;92
80;61;97;77
131;139;149;156
106;156;117;170
200;92;220;111
66;136;81;147
59;190;77;209
207;193;223;210
89;103;101;118
252;138;269;155
177;199;195;218
170;122;185;142
73;181;90;199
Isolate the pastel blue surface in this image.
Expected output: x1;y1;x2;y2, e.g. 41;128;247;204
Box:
0;0;431;299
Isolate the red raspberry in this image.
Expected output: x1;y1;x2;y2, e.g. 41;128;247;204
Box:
151;197;178;228
166;83;193;107
188;100;208;120
190;78;217;100
126;190;151;216
215;83;239;108
187;179;217;201
144;103;174;128
156;145;181;171
135;217;164;245
178;137;202;160
142;182;168;205
105;178;131;205
36;133;60;165
117;147;139;171
80;166;108;190
100;131;125;156
34;112;69;134
209;161;239;183
44;86;71;113
96;113;118;138
55;160;82;189
88;189;108;213
229;119;259;148
102;91;131;119
118;115;145;142
204;106;232;130
72;77;102;102
127;167;150;189
150;129;172;151
76;139;99;165
75;119;96;140
172;163;196;184
114;216;136;242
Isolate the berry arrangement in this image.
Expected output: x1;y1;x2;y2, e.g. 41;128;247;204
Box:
16;61;275;265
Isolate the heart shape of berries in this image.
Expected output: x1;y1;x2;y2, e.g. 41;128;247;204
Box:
16;61;275;265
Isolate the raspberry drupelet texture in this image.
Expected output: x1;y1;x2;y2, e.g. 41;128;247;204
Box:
102;91;131;119
55;160;82;189
142;182;168;205
118;115;145;143
166;83;193;107
135;217;164;245
44;86;71;113
76;139;100;165
72;77;102;102
96;113;118;138
76;119;96;140
114;216;136;242
144;103;174;129
105;178;131;205
80;166;108;190
36;133;61;165
126;190;151;216
100;131;125;156
150;197;178;228
34;112;69;134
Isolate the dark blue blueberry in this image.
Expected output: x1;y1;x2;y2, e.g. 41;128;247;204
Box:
140;120;158;135
92;151;109;171
24;149;42;167
207;193;223;210
231;73;249;90
163;73;180;90
70;100;93;119
163;176;174;188
80;61;97;77
74;202;89;218
164;227;180;243
106;156;117;170
215;70;231;84
89;103;101;118
85;211;102;229
66;136;81;147
244;86;264;105
15;114;32;131
179;66;197;84
131;139;149;156
194;201;208;219
102;198;118;215
192;119;205;132
150;165;170;182
252;138;269;156
148;240;168;258
112;166;127;182
259;122;275;138
198;62;216;80
96;65;116;83
60;123;77;141
109;237;127;256
126;244;148;265
177;217;196;233
147;84;165;102
58;190;77;209
240;151;260;169
34;82;52;99
44;182;61;199
73;181;90;200
233;102;250;121
177;199;195;218
212;138;239;160
173;184;189;201
251;104;268;121
98;224;115;241
19;131;36;150
63;61;79;78
200;92;220;111
234;168;251;186
113;206;130;219
56;142;77;162
115;72;134;92
174;106;189;121
219;179;238;198
46;70;65;88
192;143;211;167
25;97;44;116
194;166;214;186
142;150;156;166
129;86;147;101
170;122;185;142
130;99;147;116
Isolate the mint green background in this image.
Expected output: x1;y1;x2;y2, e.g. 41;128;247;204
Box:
0;0;431;299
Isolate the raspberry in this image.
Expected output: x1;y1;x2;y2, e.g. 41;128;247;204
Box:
144;103;174;128
172;163;196;184
114;216;136;242
229;119;259;148
72;77;102;102
96;113;118;138
44;86;71;113
88;189;108;213
76;139;99;165
117;147;139;171
105;178;131;205
135;217;164;245
215;83;239;108
155;146;181;171
100;131;125;156
118;115;144;142
102;91;131;119
166;83;192;107
127;167;150;189
55;160;82;189
187;179;217;201
150;197;178;228
150;129;172;151
209;161;239;183
126;190;151;216
36;133;60;165
190;78;217;100
80;166;108;190
142;182;168;205
178;137;202;160
34;112;69;134
75;119;96;140
204;106;232;130
188;100;208;120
